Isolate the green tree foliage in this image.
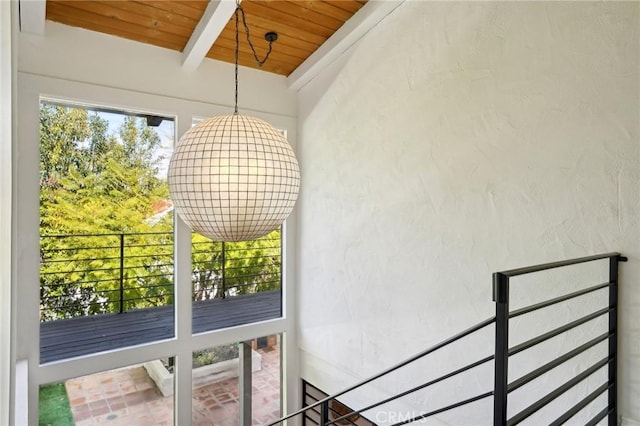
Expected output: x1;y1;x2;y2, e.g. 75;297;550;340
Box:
191;232;281;301
39;104;282;321
40;105;173;320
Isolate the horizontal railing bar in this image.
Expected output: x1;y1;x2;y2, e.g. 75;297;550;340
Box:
223;246;280;253
126;273;173;281
224;279;279;286
506;357;611;425
390;391;494;426
497;253;621;277
126;242;173;249
43;255;122;264
508;332;611;392
224;252;280;259
41;231;172;238
585;405;613;426
224;274;277;282
509;307;610;356
509;282;612;318
191;241;222;250
219;262;279;269
41;274;173;290
42;282;173;298
267;316;495;425
122;252;173;259
190;251;279;257
191;240;278;246
40;266;121;275
549;382;611;426
41;291;120;303
41;245;121;252
123;283;173;291
41;263;174;275
40;304;117;313
330;355;495;425
120;263;174;270
41;277;120;286
125;244;173;250
125;296;173;310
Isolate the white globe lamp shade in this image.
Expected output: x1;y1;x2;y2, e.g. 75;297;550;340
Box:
168;114;300;242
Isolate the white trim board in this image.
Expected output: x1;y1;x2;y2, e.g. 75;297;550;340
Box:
287;0;405;92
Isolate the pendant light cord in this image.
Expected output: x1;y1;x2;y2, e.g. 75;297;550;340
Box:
234;6;240;114
234;1;276;114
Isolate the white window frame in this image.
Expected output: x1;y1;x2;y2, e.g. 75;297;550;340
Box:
16;73;299;424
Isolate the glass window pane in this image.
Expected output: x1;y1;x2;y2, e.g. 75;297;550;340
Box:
192;343;240;425
40;359;174;425
191;335;282;425
252;334;281;424
191;230;282;334
38;102;175;362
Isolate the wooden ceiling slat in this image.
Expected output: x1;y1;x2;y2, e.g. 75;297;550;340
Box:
98;1;201;31
135;1;208;21
46;9;185;52
222;13;326;46
324;0;367;14
218;19;320;54
207;45;300;75
52;1;194;39
256;0;344;32
214;34;310;62
46;3;188;50
287;0;355;22
242;1;334;39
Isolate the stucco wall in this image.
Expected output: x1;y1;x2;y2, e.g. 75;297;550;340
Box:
297;2;639;424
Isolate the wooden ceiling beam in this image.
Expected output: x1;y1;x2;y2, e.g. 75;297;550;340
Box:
182;0;238;72
19;0;46;35
288;0;404;90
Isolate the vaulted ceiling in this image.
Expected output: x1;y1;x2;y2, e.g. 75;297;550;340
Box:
44;0;368;76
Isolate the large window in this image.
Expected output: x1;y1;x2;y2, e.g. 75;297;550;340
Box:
31;98;291;424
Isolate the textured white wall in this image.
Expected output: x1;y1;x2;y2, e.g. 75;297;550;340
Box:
297;2;639;424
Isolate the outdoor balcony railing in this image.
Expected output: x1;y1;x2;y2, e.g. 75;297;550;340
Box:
39;231;282;322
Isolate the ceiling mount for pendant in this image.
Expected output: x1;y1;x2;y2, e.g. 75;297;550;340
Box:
264;32;278;43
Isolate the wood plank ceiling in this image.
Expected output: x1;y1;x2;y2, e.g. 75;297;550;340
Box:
45;0;368;76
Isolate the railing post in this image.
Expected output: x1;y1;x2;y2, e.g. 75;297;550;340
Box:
493;272;509;426
119;233;125;313
608;255;626;425
319;400;329;426
221;241;226;299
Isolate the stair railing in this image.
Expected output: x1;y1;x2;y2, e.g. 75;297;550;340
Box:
493;252;626;425
268;252;626;426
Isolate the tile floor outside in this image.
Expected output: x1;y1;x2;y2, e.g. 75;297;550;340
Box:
64;346;281;426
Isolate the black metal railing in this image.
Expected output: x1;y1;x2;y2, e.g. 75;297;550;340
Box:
493;252;625;425
270;252;625;426
40;231;281;321
271;316;497;426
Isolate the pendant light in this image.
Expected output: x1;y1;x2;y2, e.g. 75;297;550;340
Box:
167;3;300;242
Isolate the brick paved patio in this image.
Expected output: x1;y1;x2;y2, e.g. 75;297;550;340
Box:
65;346;281;425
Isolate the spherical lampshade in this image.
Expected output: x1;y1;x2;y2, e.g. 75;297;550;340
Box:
167;114;300;242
